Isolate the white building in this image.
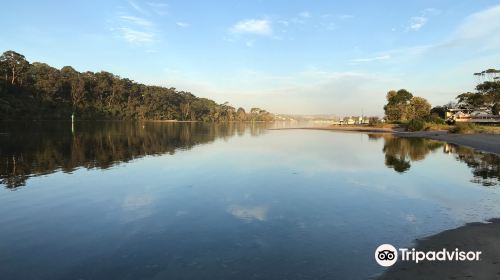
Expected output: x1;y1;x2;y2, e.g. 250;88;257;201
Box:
447;109;500;123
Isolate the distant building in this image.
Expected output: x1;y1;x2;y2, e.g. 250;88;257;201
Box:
446;108;500;123
330;115;371;125
343;116;355;125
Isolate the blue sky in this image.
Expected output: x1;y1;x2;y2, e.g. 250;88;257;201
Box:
1;0;499;115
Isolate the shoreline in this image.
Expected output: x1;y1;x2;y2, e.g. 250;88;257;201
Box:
269;126;395;133
395;130;500;155
269;126;500;155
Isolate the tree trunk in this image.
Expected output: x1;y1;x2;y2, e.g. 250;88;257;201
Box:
11;68;15;84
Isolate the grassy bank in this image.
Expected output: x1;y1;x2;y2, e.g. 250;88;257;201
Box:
385;120;500;134
448;123;500;134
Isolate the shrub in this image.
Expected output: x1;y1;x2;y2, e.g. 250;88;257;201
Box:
406;119;425;131
449;123;478;134
388;119;407;125
368;117;383;127
425;114;446;125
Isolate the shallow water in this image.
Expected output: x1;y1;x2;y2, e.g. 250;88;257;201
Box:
0;122;499;280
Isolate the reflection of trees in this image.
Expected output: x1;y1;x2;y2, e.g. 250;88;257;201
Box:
447;146;500;187
380;135;443;173
0;122;269;189
372;134;500;187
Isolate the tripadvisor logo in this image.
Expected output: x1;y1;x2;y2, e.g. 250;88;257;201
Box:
375;244;482;267
375;244;398;267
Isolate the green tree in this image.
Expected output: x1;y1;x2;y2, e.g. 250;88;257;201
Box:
456;69;500;114
493;103;500;115
430;106;447;119
0;50;271;121
408;96;431;119
30;62;60;102
0;50;29;85
236;107;247;121
384;89;413;121
71;75;86;111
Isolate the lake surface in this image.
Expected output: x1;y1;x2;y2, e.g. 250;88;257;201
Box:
0;122;499;280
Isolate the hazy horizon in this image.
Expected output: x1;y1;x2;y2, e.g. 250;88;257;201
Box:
1;0;499;115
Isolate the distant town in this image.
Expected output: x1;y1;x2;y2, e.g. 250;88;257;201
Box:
274;114;376;124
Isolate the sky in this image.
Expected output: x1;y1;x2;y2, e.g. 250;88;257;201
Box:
1;0;500;116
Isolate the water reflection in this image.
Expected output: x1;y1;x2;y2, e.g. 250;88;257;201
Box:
452;146;500;187
0;121;269;189
228;205;269;222
370;134;500;186
1;128;500;280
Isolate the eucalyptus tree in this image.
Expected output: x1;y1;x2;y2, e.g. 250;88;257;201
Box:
456;69;500;114
0;50;29;85
0;50;272;121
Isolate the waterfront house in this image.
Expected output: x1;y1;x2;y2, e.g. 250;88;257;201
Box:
447;109;500;124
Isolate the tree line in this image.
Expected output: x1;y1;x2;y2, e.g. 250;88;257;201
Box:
0;50;274;121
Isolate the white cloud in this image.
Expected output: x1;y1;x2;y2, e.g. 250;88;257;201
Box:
446;5;500;50
126;1;168;16
128;0;148;15
351;55;391;63
405;8;439;32
176;22;190;28
408;16;428;31
119;27;155;43
120;15;153;27
422;8;441;16
231;19;272;36
146;2;168;16
147;2;168;8
114;5;161;45
357;7;500;62
349;45;431;66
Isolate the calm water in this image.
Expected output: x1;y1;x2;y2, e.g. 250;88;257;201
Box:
0;122;499;280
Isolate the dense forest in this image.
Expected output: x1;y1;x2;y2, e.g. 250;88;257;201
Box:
0;50;274;121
